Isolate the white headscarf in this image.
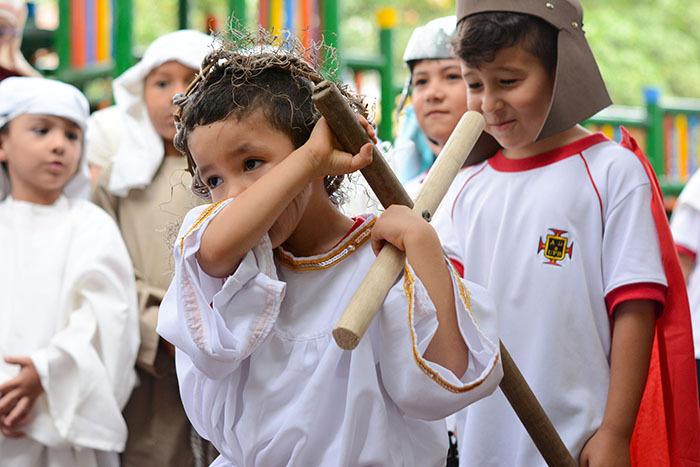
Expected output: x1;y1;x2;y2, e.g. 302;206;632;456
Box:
107;29;214;197
0;77;90;200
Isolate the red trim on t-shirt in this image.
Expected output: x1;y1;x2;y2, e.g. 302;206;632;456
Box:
605;283;667;319
675;243;697;262
450;163;488;221
579;153;604;225
332;216;366;248
449;258;464;278
488;133;609;172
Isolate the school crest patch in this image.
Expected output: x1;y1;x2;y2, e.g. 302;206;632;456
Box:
537;229;573;266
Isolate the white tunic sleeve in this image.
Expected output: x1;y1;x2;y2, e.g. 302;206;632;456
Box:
377;260;502;420
27;210;139;452
157;200;286;380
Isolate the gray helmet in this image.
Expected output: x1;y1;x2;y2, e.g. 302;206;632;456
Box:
403;16;457;64
399;16;458;113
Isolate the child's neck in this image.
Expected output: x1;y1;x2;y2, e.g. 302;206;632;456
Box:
11;187;61;206
503;125;591;160
282;193;354;258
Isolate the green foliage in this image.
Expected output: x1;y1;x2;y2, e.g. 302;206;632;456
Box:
130;0;700;105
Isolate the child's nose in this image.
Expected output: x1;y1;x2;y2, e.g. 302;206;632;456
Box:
426;81;445;101
480;90;502;114
227;179;251;198
49;134;68;155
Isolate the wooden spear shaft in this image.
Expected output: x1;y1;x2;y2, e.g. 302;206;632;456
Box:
312;81;576;467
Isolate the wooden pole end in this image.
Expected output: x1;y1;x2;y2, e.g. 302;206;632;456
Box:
332;327;360;350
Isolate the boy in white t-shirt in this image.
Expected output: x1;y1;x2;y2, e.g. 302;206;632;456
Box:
431;0;700;465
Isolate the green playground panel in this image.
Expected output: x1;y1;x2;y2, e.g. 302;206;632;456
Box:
585;88;700;197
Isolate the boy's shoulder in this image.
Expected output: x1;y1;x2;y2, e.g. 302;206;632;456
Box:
69;198;125;236
581;137;651;187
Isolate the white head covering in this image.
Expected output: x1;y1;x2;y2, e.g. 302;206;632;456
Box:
107;29;214;197
403;16;457;64
0;77;90;200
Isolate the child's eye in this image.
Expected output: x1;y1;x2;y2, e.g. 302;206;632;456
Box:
447;73;462;81
500;79;518;86
413;78;428;87
31;127;48;135
467;82;482;90
206;176;223;189
243;159;263;171
155;80;170;89
65;131;80;141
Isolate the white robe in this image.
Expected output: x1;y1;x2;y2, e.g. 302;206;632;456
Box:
0;196;140;466
158;201;503;467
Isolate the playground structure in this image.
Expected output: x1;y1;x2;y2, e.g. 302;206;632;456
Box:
20;2;700;196
21;0;399;140
586;88;700;199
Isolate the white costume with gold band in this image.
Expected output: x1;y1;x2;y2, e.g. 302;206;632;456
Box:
431;134;667;466
0;197;139;467
157;201;502;467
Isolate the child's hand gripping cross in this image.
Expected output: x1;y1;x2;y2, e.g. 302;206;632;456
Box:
0;356;43;438
301;116;375;179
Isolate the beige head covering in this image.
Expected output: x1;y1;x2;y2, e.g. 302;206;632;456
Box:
0;0;39;77
106;29;214;197
457;0;611;163
0;77;90;200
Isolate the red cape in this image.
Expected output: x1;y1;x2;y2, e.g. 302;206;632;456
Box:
621;128;700;466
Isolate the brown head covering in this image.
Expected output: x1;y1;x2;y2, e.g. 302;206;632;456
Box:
457;0;611;163
0;0;39;79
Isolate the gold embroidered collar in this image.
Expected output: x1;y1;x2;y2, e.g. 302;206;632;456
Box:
276;217;375;271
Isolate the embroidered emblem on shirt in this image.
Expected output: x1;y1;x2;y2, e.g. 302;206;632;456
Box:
537;228;574;266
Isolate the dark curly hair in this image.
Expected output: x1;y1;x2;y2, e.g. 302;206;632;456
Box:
454;12;558;74
173;29;369;203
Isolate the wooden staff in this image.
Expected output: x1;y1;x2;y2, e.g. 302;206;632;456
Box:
312;81;577;467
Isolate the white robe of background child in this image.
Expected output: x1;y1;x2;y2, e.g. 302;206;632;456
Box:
0;77;140;467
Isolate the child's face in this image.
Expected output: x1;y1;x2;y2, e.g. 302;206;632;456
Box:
188;110;311;246
144;61;198;144
461;45;554;154
0;114;82;204
411;58;468;152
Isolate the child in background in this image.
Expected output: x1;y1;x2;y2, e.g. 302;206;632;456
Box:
157;34;502;467
432;0;700;465
344;16;467;217
394;16;467;191
0;77;139;466
0;0;39;81
88;30;217;467
670;171;700;400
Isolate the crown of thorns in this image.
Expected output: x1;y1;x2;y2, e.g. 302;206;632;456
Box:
171;28;369;202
